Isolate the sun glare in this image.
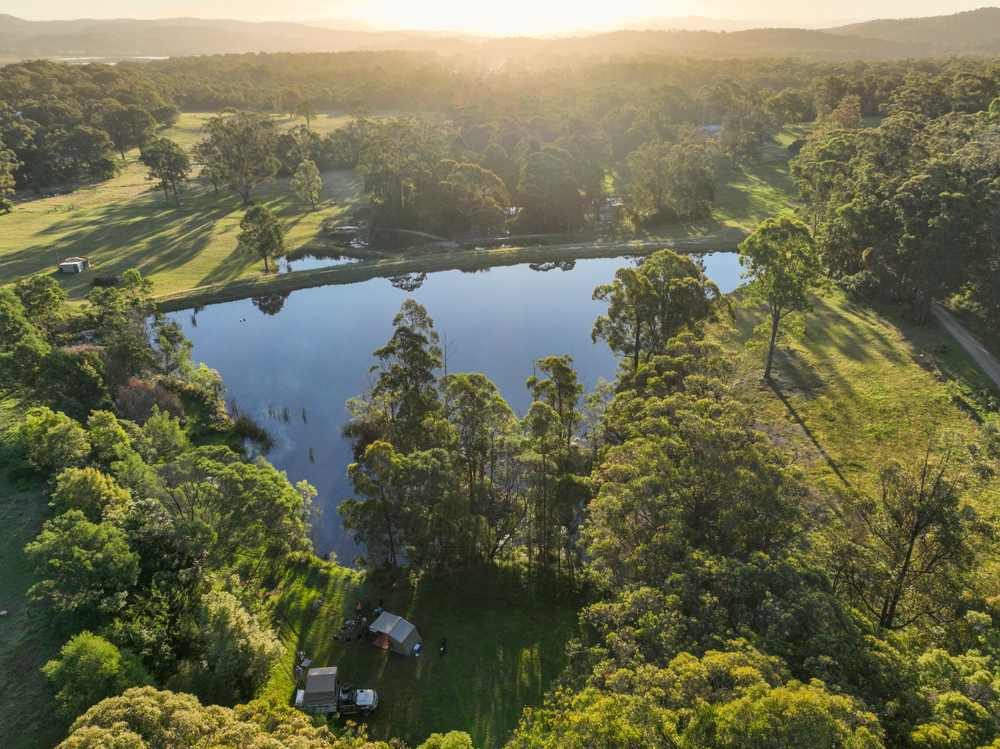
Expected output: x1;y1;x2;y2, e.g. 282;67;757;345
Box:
358;0;679;36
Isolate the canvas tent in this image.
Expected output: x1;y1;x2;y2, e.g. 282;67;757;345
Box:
296;666;339;714
368;612;422;655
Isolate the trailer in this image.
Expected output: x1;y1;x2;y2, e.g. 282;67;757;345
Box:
295;666;378;716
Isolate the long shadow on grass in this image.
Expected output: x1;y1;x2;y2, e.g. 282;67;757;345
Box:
1;188;238;297
299;565;580;749
809;296;904;366
767;378;851;487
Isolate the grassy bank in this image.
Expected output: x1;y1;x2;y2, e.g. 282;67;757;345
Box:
719;287;997;501
156;230;747;312
0;113;363;303
263;560;579;749
0;400;66;749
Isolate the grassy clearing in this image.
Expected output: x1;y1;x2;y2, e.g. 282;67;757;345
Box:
263;561;579;749
0;115;363;302
157;112;359;151
718;287;996;503
0;399;67;749
711;137;800;232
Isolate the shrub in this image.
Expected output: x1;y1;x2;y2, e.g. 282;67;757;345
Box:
42;632;151;718
20;407;91;475
115;377;182;424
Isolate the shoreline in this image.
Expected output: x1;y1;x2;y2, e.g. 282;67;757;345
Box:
156;230;746;312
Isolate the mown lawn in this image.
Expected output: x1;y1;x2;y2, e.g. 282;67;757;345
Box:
718;287;997;502
0;114;363;302
262;560;580;749
0;400;67;749
711;137;800;232
631;128;801;248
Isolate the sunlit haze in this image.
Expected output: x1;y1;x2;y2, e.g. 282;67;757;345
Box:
4;0;998;33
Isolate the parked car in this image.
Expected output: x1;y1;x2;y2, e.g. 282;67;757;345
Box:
338;684;379;715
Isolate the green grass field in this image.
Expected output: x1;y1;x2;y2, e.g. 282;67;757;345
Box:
0;113;363;302
0;400;68;749
262;561;579;749
719;287;997;501
711;136;801;232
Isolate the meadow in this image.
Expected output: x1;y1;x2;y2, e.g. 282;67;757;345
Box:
721;287;998;505
0;113;362;302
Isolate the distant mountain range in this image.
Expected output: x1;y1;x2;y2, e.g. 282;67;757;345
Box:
828;7;1000;53
3;8;1000;61
0;15;470;58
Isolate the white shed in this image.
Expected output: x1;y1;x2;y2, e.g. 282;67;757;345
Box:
58;256;90;274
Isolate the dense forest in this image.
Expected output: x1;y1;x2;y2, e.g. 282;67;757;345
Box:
5;35;1000;749
5;53;1000;236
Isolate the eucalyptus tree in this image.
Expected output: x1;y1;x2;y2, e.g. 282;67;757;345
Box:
196;112;280;205
238;204;285;272
139;137;191;206
738;214;820;380
832;446;986;631
101;103;156;159
290;158;323;210
593;249;720;372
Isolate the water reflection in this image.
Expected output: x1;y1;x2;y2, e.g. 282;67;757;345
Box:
251;291;291;316
529;260;577;272
279;252;359;273
389;272;428;292
170;252;742;562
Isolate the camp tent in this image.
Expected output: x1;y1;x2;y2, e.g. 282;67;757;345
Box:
368;612;422;656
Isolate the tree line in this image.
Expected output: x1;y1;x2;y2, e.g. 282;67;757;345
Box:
0;271;323;729
0;60;179;198
793;94;1000;324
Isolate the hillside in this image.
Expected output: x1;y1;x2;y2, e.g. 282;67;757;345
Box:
8;8;1000;61
0;15;472;58
829;7;1000;53
0;13;927;61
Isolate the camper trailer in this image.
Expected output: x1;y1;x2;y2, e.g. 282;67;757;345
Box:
295;666;379;716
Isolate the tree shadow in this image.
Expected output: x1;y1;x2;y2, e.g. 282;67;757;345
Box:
272;562;577;749
1;186;240;298
767;378;851;487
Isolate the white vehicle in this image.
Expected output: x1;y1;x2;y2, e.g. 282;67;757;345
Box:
338;684;379;715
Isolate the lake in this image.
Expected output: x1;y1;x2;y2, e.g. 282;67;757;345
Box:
169;252;743;561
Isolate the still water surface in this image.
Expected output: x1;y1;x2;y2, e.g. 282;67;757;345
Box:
169;252;742;561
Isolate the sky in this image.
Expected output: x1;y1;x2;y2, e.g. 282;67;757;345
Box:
5;0;998;34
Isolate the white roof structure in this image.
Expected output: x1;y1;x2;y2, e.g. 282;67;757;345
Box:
300;666;339;713
368;611;422;655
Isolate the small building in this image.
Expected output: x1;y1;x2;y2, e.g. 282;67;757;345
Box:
295;666;339;714
368;612;422;656
58;256;90;274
